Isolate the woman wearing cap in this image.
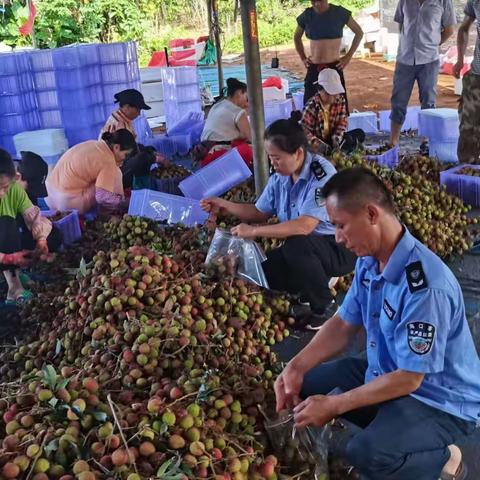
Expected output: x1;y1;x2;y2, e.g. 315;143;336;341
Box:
99;89;151;139
196;78;253;167
294;0;363;107
46;129;136;215
201;119;356;330
301;68;365;154
0;149;53;305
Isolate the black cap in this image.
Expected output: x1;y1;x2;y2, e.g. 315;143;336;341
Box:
17;151;48;200
114;89;151;110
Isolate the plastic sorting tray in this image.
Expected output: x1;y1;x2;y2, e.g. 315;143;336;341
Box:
128;189;208;226
292;91;304;110
348;111;378;134
418;108;459;140
429;139;459;164
440;164;480;207
179;147;252;199
366;145;399;169
41;209;82;245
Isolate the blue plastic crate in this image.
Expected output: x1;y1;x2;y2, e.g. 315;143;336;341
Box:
161;67;198;86
53;44;100;69
366;146;399;169
169;134;193;156
61;104;106;129
440;164;480;207
0;112;40;136
55;66;102;90
292;91;304;110
0;73;34;95
39;109;63;129
152;176;187;196
29;49;54;72
32;70;57;91
41;209;82;245
0;92;36;115
418;108;459;140
101;62;140;85
58;84;104;108
179;147;252;199
348;111;378;134
162;83;200;102
36;90;59;111
65;123;104;146
0;135;16;156
429;139;459;163
128;189;208;226
264;99;293;126
167;111;205;136
0;53;30;76
98;42;137;64
133;115;153;145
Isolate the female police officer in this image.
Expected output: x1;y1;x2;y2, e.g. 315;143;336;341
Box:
201;118;356;328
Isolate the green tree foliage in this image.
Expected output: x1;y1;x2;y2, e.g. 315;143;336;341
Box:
0;0;373;65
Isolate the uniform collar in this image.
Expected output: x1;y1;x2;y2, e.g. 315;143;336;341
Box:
364;227;416;283
382;227;416;283
280;152;314;186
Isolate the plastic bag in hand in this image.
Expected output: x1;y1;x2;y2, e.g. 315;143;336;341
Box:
205;228;269;288
264;411;331;480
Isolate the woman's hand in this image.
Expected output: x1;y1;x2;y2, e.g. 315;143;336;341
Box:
200;197;228;215
231;223;256;239
336;54;352;71
36;240;49;256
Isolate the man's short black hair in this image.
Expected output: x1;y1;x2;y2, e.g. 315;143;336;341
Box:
0;148;16;179
322;167;396;214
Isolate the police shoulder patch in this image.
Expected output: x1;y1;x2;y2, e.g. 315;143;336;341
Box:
315;188;324;207
405;261;428;293
407;321;435;355
311;161;327;181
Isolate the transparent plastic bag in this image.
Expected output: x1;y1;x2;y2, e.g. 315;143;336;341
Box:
205;228;269;288
264;410;331;480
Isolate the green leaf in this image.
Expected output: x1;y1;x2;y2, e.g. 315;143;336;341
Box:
79;257;88;277
43;365;58;390
56;378;70;391
157;458;174;477
49;397;59;408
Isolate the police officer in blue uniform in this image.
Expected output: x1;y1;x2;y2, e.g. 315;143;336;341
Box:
201;118;356;328
275;167;480;480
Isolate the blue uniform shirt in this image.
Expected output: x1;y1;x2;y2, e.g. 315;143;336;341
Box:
339;228;480;423
255;152;336;236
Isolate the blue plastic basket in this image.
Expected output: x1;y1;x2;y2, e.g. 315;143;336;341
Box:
61;104;106;129
152;176;187;196
65;123;103;146
0;72;34;95
41;209;82;245
101;62;140;85
0;92;37;115
440;164;480;207
429;139;459;163
36;90;59;111
366;146;399;169
379;106;420;132
0;53;30;76
179;147;252;199
39;110;63;129
348;112;378;134
55;66;102;90
98;42;137;64
128;189;208;226
58;84;104;108
0;111;40;136
32;70;57;91
53;44;100;69
29;49;55;72
418;108;459;141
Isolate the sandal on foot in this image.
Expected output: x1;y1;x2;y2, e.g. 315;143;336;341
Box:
440;461;468;480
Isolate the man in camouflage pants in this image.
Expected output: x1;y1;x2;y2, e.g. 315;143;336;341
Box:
454;0;480;163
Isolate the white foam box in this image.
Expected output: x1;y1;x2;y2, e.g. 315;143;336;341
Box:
144;101;164;119
141;81;164;103
348;111;378;134
140;67;164;83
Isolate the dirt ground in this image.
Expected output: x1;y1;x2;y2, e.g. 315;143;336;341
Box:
253;46;460;112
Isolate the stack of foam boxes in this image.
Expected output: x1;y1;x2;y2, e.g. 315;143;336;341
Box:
0;42;146;156
0;53;40;154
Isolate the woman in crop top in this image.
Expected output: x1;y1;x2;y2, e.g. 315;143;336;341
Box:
294;0;363;109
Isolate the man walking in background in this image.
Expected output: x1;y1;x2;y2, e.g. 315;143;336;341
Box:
454;0;480;163
389;0;456;146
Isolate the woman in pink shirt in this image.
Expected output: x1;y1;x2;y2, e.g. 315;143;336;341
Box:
46;129;136;215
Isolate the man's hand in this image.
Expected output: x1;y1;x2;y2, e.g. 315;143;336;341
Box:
453;60;464;79
293;394;339;428
336;55;352;71
36;240;49;256
274;364;305;412
1;251;33;267
200;197;228;215
302;56;312;69
230;223;256;239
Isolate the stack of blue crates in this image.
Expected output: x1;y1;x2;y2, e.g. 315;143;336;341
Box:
0;53;40;154
161;67;202;130
0;42;143;155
